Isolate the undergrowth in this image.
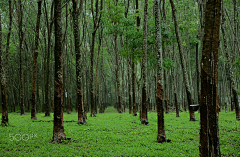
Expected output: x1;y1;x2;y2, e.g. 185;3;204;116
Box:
0;107;239;156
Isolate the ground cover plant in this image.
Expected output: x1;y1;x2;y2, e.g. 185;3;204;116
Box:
0;107;239;156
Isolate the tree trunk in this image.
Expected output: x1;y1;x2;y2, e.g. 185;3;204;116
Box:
31;0;42;120
0;12;8;126
128;53;132;114
90;31;96;117
141;0;148;125
170;0;195;121
115;35;122;113
1;0;12;126
18;0;25;115
221;12;240;120
53;0;66;142
44;0;54;117
172;44;179;117
196;37;201;106
90;0;102;117
72;0;86;124
199;0;221;156
155;0;169;142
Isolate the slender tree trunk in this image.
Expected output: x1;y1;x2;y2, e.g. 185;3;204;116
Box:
141;0;148;125
172;44;179;117
0;13;8;126
170;0;195;121
132;0;140;117
128;53;132;114
53;0;66;142
72;0;86;124
196;36;200;105
90;0;102;117
94;29;102;115
1;0;12;126
199;0;221;156
90;31;96;117
122;57;125;112
115;35;122;113
31;0;42;120
155;0;169;142
18;0;25;115
44;0;53;117
221;12;240;120
132;56;136;116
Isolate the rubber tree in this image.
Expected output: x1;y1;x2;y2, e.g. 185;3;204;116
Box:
18;0;25;115
141;0;149;125
53;0;66;142
72;0;86;124
132;0;140;117
1;0;12;126
90;0;102;117
31;0;42;120
43;0;54;117
155;0;167;142
170;0;196;121
221;10;240;120
199;0;221;156
0;11;8;126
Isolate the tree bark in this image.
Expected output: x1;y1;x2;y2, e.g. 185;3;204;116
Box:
199;0;221;156
132;56;136;116
90;0;102;117
128;53;132;114
172;44;179;117
18;0;25;115
170;0;195;121
31;0;42;120
155;0;169;142
141;0;148;125
0;12;8;126
72;0;86;124
1;0;12;126
53;0;66;142
115;35;122;113
43;0;54;117
221;11;240;120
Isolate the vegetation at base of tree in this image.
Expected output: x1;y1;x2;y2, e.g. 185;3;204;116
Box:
0;107;239;156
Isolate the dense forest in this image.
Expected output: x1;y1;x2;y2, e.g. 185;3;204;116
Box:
0;0;240;156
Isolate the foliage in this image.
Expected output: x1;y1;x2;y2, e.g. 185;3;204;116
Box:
0;108;239;156
233;56;240;77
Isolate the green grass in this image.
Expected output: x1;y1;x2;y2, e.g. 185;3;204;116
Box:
1;107;240;156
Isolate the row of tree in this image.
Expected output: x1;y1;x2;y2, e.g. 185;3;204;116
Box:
0;0;239;156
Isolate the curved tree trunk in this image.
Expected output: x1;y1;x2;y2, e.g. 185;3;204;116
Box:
31;0;42;120
221;12;240;120
53;0;66;142
170;0;195;121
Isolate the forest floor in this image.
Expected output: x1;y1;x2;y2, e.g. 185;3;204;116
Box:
0;107;239;156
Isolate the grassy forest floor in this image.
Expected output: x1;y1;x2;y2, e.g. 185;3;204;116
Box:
0;107;240;156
